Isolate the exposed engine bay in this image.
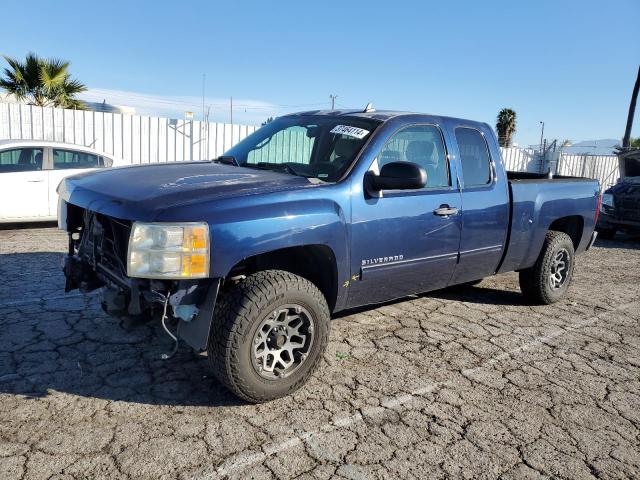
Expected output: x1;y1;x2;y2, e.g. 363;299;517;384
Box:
60;202;218;351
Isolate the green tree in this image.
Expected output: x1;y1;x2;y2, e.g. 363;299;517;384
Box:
615;137;640;154
0;53;87;109
496;108;517;147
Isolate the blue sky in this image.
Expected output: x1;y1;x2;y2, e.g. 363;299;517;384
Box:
1;0;638;146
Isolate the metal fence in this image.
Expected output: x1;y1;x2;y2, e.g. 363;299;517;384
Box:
0;101;257;164
0;101;620;188
501;147;541;172
555;154;620;189
500;146;619;189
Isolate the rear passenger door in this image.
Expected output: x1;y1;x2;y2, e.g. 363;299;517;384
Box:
0;147;49;221
47;148;105;216
448;126;509;285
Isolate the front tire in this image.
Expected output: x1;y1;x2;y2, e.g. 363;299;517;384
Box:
519;231;575;305
208;270;330;403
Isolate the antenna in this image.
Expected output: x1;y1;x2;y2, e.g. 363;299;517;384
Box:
363;102;375;113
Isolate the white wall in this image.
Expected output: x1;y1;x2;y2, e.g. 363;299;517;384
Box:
0;102;257;164
0;101;620;188
500;146;619;189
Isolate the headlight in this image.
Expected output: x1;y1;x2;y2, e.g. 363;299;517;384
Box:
127;222;210;279
601;193;614;210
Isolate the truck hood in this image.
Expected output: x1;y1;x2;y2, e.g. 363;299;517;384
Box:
60;162;314;221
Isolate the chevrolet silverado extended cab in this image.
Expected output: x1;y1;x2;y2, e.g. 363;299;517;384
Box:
58;110;600;402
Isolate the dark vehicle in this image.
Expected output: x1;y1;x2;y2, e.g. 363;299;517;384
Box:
58;109;600;402
597;150;640;238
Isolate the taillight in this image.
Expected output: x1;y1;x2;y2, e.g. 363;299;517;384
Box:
594;191;602;224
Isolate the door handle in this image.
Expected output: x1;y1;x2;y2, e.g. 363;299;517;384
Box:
27;179;44;183
433;205;459;217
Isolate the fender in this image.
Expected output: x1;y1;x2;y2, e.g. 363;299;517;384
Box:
156;186;351;310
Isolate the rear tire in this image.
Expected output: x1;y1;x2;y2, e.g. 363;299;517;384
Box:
596;227;616;240
208;270;330;403
519;231;575;305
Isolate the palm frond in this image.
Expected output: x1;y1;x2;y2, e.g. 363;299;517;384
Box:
1;53;86;109
40;57;71;92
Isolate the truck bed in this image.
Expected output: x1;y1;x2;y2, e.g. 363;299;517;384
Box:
498;172;600;274
506;171;598;182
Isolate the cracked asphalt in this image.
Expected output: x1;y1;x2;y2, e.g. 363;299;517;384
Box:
1;226;639;480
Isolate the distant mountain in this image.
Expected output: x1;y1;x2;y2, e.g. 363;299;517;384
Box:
564;139;620;156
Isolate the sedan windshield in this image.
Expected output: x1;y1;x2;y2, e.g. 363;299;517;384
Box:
223;115;380;182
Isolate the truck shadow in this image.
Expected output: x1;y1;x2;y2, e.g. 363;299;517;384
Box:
0;221;58;230
0;252;246;408
593;235;640;250
426;286;527;306
0;251;527;408
334;285;526;320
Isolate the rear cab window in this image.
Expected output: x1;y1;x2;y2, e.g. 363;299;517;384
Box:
455;127;493;187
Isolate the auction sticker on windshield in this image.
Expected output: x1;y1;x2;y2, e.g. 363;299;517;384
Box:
330;125;370;139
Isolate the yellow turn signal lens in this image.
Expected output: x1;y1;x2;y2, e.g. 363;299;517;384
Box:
188;226;208;250
181;254;208;277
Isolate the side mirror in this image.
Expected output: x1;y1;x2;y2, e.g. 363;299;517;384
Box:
366;161;427;191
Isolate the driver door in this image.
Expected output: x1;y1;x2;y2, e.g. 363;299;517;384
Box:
348;124;462;307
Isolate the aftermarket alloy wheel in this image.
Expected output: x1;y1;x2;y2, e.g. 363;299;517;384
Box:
519;231;575;305
208;270;330;403
252;304;315;379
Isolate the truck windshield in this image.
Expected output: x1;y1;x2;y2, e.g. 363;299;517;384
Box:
223;115;380;182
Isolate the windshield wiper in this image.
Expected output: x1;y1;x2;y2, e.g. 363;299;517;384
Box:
244;162;311;178
213;155;239;166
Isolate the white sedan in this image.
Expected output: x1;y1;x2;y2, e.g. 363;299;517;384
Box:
0;140;125;223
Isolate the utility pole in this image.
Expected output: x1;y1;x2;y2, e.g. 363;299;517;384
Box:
205;106;211;160
202;74;206;121
622;65;640;149
539;121;545;151
329;94;338;110
230;96;233;126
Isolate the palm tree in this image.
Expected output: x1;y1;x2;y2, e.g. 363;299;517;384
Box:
622;65;640;150
496;108;517;147
0;53;87;109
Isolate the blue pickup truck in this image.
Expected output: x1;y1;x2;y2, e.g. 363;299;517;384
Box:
58;109;600;402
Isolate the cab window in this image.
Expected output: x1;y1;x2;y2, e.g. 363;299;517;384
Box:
372;125;450;188
0;148;44;173
53;149;102;169
455;127;492;187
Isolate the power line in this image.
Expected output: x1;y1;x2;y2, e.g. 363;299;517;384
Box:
82;90;331;111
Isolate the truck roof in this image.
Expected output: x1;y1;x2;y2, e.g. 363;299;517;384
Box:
283;109;488;128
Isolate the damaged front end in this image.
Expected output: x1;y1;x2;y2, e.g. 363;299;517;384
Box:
60;201;218;352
